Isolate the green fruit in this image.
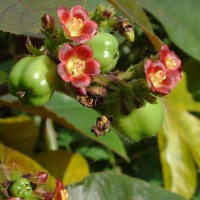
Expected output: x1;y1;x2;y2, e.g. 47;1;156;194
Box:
87;32;119;73
9;177;34;199
8;55;58;106
108;99;165;142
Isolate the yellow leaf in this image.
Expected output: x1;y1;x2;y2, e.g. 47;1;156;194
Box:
167;73;200;112
0;142;55;188
158;109;197;199
0;116;39;155
33;150;90;185
158;72;200;199
176;111;200;168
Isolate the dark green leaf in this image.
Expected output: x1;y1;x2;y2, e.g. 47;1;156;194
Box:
0;0;83;37
0;92;128;161
138;0;200;61
68;172;185;200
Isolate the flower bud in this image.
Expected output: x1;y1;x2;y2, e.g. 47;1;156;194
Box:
114;16;135;42
41;14;55;33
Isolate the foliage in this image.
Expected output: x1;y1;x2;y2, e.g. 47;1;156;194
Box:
0;0;200;199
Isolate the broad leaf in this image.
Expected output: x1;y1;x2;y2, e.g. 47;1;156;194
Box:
158;112;196;199
33;150;89;186
0;116;39;155
0;142;55;187
0;0;83;37
0;92;128;161
138;0;200;61
68;172;185;200
107;0;163;50
158;73;200;199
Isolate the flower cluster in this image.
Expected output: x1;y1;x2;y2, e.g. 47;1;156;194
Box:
57;5;100;88
144;44;182;95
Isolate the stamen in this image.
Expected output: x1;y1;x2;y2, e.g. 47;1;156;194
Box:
68;58;85;77
68;17;84;36
165;57;176;70
149;70;166;87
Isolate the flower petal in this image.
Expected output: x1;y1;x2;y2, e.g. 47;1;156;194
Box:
168;68;182;81
160;44;169;59
71;74;91;88
81;20;98;37
57;63;71;82
84;58;101;78
75;44;93;60
155;75;177;94
70;5;90;22
155;87;170;95
57;7;70;25
58;43;75;63
164;52;182;70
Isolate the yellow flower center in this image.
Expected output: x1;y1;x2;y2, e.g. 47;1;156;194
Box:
149;70;166;87
67;58;85;77
165;57;176;70
60;189;69;200
68;17;84;36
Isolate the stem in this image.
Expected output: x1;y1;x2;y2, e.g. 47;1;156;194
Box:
44;118;58;150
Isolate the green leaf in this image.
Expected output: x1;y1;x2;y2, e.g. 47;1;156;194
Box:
107;0;163;50
68;172;185;200
0;92;128;161
0;71;7;85
33;150;89;186
0;0;83;37
0;116;39;155
77;146;113;160
138;0;200;61
158;73;200;199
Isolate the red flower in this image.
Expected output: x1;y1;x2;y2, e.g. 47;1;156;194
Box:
160;44;181;71
58;43;100;88
144;44;182;95
53;178;69;200
57;5;98;44
144;59;178;95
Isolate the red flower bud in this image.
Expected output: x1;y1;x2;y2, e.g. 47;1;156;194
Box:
41;14;55;32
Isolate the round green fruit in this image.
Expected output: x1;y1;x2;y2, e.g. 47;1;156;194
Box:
87;32;119;73
9;177;34;199
108;99;165;142
8;55;58;106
